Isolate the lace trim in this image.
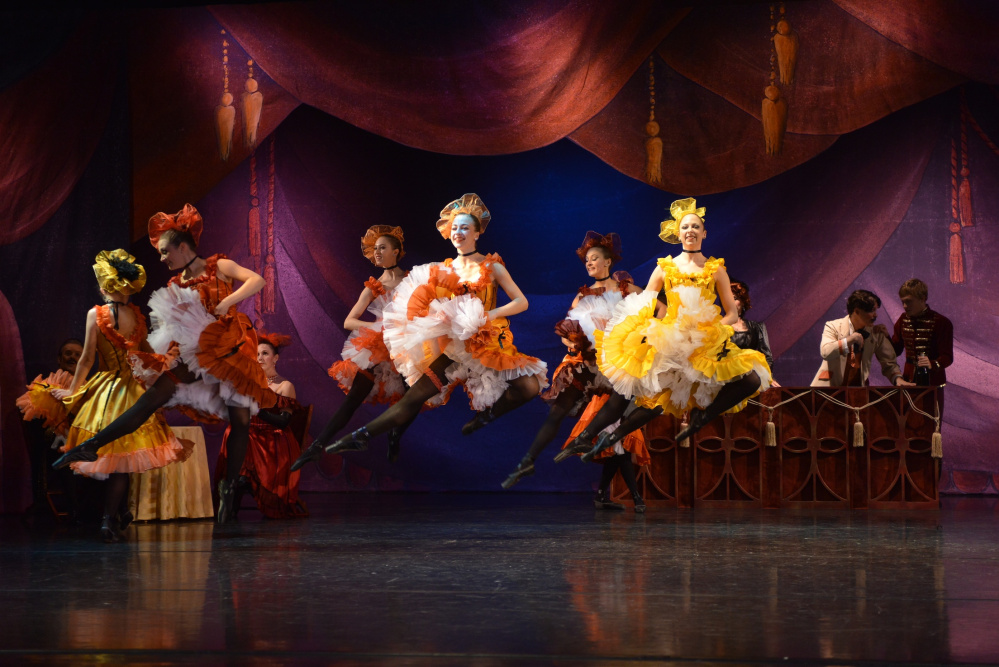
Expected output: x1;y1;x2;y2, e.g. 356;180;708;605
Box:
95;303;147;350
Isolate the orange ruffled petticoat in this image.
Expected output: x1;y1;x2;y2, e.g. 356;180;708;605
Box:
561;393;650;466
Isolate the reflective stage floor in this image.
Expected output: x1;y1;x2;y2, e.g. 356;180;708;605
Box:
1;494;998;666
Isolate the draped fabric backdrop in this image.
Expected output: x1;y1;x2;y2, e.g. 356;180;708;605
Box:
2;1;998;510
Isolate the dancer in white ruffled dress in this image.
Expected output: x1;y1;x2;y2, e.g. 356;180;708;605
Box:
320;193;548;456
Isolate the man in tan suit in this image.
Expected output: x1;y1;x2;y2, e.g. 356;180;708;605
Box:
812;290;914;387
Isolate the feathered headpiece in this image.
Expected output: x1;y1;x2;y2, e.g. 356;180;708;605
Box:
93;249;147;296
576;231;622;264
360;225;406;264
258;331;292;351
658;197;706;244
148;203;204;248
436;193;491;239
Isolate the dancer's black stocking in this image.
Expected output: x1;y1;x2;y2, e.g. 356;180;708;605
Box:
362;355;455;438
224;405;251;482
598;455;622;491
616;454;640;498
313;372;375;446
465;374;542;434
577;392;631;440
104;473;130;519
604;404;663;447
677;371;762;442
524;385;585;462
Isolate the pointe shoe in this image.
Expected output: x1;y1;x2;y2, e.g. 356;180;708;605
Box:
675;408;711;444
325;427;371;455
290;440;325;472
461;409;495;436
52;438;99;469
100;514;120;543
580;432;615;464
216;479;237;524
387;427;402;463
632;492;646;514
593;489;625;511
501;460;535;490
554;434;593;463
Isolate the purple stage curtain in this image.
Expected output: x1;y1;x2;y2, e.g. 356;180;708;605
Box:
0;15;118;246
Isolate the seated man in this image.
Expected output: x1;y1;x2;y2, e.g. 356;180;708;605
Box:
811;290;914;387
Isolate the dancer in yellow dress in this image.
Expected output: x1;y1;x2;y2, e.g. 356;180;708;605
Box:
561;198;772;462
17;250;190;541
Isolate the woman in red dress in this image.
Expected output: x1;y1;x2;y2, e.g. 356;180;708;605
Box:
217;332;308;519
54;205;276;523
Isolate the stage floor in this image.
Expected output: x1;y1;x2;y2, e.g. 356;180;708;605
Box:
1;493;998;666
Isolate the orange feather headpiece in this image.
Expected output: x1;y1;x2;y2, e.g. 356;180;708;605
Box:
435;193;491;239
360;225;406;264
148;204;204;248
258;331;292;351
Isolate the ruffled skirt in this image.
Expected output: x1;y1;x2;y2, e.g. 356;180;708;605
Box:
328;326;407;405
596;288;771;416
137;283;275;421
18;370;192;480
382;266;548;411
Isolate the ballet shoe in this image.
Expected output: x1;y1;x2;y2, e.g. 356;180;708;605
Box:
554;434;593;463
461;409;495;436
501;459;535;490
632;492;646;514
118;510;134;532
52;438;99;470
290;440;325;472
387;427;403;463
593;489;625;511
580;432;615;464
675;408;711;444
100;514;120;543
216;478;237;524
326;427;371;455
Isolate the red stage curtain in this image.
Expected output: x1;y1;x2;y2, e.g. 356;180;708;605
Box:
0;289;29;513
0;15;118;247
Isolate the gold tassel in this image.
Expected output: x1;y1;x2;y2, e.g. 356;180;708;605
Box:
679;436;690;449
773;18;798;85
762;85;787;156
242;61;263;149
645;121;663;185
949;230;965;284
765;419;776;447
931;432;943;459
959;172;973;227
678;415;690;448
216;93;235;161
852;419;864;448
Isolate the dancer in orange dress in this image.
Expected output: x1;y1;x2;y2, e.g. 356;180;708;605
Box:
19;250;191;541
501;232;649;510
301;193;547;462
217;332;308;519
293;226;413;470
53;205;276;523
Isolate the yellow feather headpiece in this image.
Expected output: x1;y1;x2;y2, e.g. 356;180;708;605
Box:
93;249;147;296
658;197;706;244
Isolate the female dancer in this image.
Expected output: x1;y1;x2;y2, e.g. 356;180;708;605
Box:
319;193;547;456
501;232;648;508
19;250;190;541
216;332;308;518
53;205;276;524
729;279;779;386
561;198;772;462
292;226;411;470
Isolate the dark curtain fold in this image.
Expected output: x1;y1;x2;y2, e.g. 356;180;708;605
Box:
0;289;29;514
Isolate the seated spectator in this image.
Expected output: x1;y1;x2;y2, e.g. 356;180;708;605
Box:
811;290;914;388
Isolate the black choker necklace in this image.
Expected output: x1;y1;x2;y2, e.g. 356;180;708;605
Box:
682;249;701;254
457;250;478;256
179;255;201;272
381;264;398;271
594;275;612;282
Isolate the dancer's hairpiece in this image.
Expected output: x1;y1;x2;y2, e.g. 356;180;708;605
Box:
360;225;406;264
659;197;706;244
258;331;292;352
576;231;623;264
148;204;204;248
93;249;147;296
436;194;491;239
